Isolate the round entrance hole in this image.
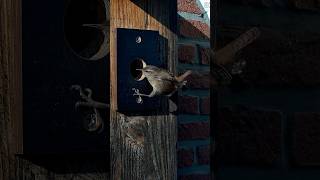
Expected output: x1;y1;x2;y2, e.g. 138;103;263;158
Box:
130;59;147;81
64;0;110;60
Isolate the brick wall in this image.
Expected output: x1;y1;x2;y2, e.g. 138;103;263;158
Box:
215;0;320;179
177;0;211;179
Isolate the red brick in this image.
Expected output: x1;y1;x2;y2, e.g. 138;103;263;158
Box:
178;122;210;140
179;96;199;114
178;148;194;168
178;0;204;14
216;106;282;166
199;47;211;65
179;18;210;40
200;97;210;115
178;45;196;64
179;174;210;180
292;112;320;166
185;71;211;89
197;145;210;165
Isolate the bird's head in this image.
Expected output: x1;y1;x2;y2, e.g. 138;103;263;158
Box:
136;65;160;77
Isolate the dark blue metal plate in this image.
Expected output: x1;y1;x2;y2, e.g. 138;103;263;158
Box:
117;28;164;112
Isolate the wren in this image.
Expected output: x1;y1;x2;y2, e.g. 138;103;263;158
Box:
133;65;192;99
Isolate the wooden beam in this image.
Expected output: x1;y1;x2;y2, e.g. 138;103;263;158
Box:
0;0;23;156
110;0;177;179
0;0;22;178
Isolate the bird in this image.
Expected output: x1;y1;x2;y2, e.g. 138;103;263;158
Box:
132;65;192;99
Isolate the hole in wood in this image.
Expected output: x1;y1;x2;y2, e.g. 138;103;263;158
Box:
130;58;147;81
64;0;110;60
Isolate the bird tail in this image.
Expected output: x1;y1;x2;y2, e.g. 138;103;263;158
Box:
176;70;192;83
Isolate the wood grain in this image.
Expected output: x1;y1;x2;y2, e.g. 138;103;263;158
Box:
0;0;22;178
110;0;177;179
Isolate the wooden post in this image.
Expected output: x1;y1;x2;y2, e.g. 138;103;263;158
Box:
0;0;23;178
110;0;177;179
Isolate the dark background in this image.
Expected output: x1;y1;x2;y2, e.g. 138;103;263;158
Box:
214;0;320;179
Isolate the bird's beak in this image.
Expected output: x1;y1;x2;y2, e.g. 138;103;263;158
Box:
136;69;143;71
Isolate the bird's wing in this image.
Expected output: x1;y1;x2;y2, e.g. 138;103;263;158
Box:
153;73;176;82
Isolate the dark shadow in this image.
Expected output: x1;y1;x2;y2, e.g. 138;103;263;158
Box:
213;0;320;179
22;0;110;175
18;152;109;173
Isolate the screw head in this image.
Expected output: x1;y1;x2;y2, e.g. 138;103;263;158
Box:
136;36;142;44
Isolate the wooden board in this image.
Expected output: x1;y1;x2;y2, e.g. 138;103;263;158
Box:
110;0;177;179
0;0;23;178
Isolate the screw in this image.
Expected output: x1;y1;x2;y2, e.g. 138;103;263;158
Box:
136;36;142;44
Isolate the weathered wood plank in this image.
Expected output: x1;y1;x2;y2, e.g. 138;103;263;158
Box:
110;0;177;179
111;112;177;180
0;0;22;178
